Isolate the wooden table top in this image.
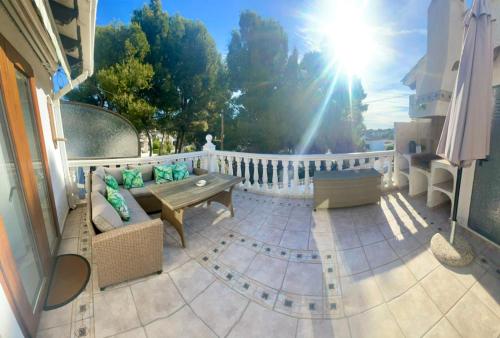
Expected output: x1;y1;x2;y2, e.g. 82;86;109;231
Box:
148;173;242;210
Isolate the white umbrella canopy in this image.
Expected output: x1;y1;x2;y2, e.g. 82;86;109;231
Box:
437;0;494;166
431;0;494;265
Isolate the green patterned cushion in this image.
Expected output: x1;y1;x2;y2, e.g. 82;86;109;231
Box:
104;174;119;190
106;187;130;221
154;165;174;184
173;162;190;181
122;169;144;189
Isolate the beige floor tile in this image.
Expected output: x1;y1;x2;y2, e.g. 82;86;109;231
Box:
38;302;73;330
357;227;385;246
286;217;311;232
94;287;140;338
388;284;442;338
145;305;216;338
348;304;404;338
183;232;214;258
334;229;362;250
296;318;350;338
280;230;309;250
169;260;215;302
420;266;467;313
282;261;324;296
444;260;487;288
373;259;417;301
402;248;440;280
336;247;370;277
219;243;257;273
340;271;384;316
308;231;336;250
245;253;288;289
57;237;79;255
162;239;192;272
423;318;460;338
264;214;289;230
130;273;184;325
387;233;421;257
191;280;248;337
253;227;283;245
228;302;297;338
36;324;71;338
446;292;500;338
470;272;500;317
110;327;147;338
363;240;398;269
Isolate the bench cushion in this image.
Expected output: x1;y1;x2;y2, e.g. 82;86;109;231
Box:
91;191;124;232
119;188;151;225
129;180;156;198
92;174;107;196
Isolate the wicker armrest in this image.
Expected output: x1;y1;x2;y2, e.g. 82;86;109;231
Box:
193;168;209;176
92;218;164;288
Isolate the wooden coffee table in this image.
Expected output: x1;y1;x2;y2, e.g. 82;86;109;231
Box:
148;173;243;247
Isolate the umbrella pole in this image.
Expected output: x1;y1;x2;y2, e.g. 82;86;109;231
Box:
450;167;463;244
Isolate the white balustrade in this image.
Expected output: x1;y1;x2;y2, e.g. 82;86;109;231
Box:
67;134;395;201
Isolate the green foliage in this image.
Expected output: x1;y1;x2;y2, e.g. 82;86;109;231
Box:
225;11;367;154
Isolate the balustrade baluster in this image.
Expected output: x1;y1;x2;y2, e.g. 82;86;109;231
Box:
292;160;299;193
349;159;356;170
244;158;251;189
282;160;289;193
272;160;279;193
261;159;268;191
304;160;311;195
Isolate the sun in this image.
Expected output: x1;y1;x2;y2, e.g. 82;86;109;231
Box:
304;0;377;77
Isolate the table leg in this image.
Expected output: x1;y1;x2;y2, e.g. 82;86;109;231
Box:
162;206;186;248
208;186;235;217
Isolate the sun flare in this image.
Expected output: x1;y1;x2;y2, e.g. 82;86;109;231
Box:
305;0;377;77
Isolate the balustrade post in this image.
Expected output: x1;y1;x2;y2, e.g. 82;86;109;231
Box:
385;156;394;189
272;160;279;193
202;134;216;173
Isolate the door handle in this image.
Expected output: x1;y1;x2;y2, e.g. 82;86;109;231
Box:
9;186;17;202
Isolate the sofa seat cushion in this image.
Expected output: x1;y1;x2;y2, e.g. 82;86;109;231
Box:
128;164;154;182
129;180;156;198
119;188;151;225
91;191;124;232
92;174;107;196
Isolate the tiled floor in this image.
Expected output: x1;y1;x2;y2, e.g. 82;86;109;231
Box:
37;190;500;338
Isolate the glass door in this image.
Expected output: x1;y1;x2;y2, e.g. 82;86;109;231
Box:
15;70;58;253
0;94;44;307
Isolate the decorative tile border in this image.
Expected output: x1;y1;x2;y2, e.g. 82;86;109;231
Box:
196;229;343;319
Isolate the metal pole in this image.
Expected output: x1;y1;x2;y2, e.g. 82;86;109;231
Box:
450;166;463;244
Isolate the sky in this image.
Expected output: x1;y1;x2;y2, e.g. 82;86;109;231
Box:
96;0;472;129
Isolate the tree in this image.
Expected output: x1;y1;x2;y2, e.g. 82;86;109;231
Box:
133;1;229;153
225;11;367;154
226;11;289;152
96;23;158;155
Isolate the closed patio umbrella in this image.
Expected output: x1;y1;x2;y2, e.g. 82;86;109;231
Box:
432;0;494;266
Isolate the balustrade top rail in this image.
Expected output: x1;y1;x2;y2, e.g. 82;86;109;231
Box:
67;151;208;168
212;150;394;161
66;144;395;201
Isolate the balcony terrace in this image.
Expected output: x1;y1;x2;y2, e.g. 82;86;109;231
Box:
36;149;500;338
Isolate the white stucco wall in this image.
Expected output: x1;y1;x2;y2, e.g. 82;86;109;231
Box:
0;6;70;233
0;285;24;338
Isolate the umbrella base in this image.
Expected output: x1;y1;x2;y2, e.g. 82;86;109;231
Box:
430;232;475;267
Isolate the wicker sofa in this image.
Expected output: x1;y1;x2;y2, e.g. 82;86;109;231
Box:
87;163;206;289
